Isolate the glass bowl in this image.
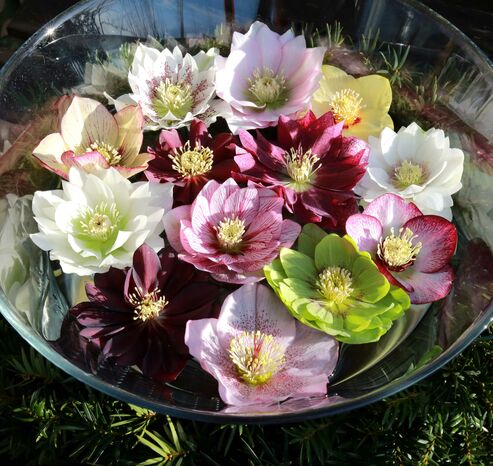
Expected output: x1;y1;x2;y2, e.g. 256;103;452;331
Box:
0;0;492;424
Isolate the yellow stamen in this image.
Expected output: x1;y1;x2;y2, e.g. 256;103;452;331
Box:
128;286;168;322
153;78;193;118
316;266;353;304
77;202;121;242
285;147;320;190
86;141;122;165
229;330;285;385
216;216;246;253
393;161;425;189
247;67;288;108
378;227;422;270
329;88;364;126
169;141;214;177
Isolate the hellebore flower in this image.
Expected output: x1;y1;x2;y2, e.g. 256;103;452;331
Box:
163;178;301;284
185;283;338;406
264;224;411;344
355;123;464;219
30;167;173;275
312;65;393;140
33;96;153;179
71;244;221;381
145;119;238;205
235;111;369;230
215;21;325;132
108;44;220;130
346;193;457;304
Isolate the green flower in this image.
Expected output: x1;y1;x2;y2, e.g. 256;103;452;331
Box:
264;224;410;344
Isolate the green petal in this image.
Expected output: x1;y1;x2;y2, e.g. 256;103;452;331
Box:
264;259;287;291
314;234;358;271
337;325;391;344
345;297;393;319
279;248;317;282
297;223;328;257
351;256;390;303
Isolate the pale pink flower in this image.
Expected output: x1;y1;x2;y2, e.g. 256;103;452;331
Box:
346;193;457;304
215;21;325;133
33;96;153;179
185;283;339;406
163;178;301;284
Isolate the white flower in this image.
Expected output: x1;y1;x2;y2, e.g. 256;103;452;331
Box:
107;44;220;130
355;122;464;219
30;167;173;275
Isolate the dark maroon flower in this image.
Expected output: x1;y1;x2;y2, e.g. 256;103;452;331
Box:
70;244;222;381
145;119;238;205
234;111;369;231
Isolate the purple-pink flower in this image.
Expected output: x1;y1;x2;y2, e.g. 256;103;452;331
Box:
346;193;457;304
163;178;301;284
215;21;325;133
185;283;339;406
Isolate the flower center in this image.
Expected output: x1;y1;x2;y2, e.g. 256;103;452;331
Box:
76;202;121;242
247;67;288;109
393;161;425;189
86;141;122;165
377;227;422;271
216;216;246;253
169;141;214;177
128;286;168;322
316;266;353;304
153;78;193;118
329;88;364;126
285;147;320;191
228;330;285;386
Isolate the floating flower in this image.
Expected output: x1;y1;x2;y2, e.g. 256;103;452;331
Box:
215;21;325;133
107;44;220;130
145;119;238;205
312;65;393;140
185;283;338;406
30;167;173;275
234;111;369;230
346;193;457;304
32;96;153;179
71;244;221;381
163;178;301;284
355;123;464;219
264;224;410;344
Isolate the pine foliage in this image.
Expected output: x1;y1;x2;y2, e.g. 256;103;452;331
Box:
0;318;491;465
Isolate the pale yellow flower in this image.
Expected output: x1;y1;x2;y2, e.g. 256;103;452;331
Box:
312;65;393;140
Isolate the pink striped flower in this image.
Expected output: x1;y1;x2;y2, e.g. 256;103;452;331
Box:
346;193;457;304
163;178;301;284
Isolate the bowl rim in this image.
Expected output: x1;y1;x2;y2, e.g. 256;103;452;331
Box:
0;0;492;424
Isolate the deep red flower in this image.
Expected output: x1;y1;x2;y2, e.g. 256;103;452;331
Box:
145;119;238;205
70;244;222;381
234;111;369;231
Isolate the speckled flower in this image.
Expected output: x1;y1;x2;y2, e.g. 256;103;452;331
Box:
312;65;393;140
355;123;464;219
264;224;410;344
346;193;457;304
32;96;153;179
71;244;222;381
185;283;338;406
30;167;173;275
235;111;369;230
163;178;301;284
107;44;220;130
145;119;238;205
215;21;325;132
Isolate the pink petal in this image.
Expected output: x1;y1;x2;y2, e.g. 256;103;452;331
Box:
396;266;454;304
209;178;239;218
404;215;457;273
163;205;191;252
345;213;383;255
180;221;217;255
279;219;301;248
61;150;110;172
216;284;296;350
363;193;423;233
222;186;260;225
